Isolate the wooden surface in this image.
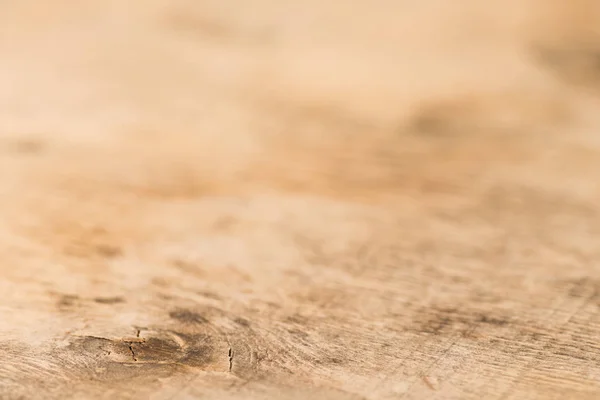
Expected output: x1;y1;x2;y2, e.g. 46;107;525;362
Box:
2;1;600;399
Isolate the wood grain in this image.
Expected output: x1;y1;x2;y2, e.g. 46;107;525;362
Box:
2;1;600;399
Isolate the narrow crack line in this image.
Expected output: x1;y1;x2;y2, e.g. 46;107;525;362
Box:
129;344;137;361
228;347;234;372
125;329;143;361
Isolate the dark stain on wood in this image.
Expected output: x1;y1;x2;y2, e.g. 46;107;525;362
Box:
94;296;125;305
57;294;79;309
533;45;600;90
9;138;46;155
413;305;511;336
234;317;251;327
95;244;123;259
196;290;221;300
477;315;509;326
169;309;209;325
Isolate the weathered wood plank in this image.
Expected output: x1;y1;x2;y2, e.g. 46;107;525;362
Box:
2;1;600;399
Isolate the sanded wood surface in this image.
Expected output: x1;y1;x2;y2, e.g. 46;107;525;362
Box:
2;1;600;399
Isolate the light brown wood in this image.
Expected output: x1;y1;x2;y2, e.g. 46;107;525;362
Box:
2;1;600;399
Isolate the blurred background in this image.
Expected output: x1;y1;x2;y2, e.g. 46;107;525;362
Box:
3;0;600;260
2;0;600;203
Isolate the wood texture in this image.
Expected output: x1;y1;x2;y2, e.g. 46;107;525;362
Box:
2;1;600;399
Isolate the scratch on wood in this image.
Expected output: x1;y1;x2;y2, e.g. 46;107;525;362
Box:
422;376;437;391
129;344;137;361
124;329;145;361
